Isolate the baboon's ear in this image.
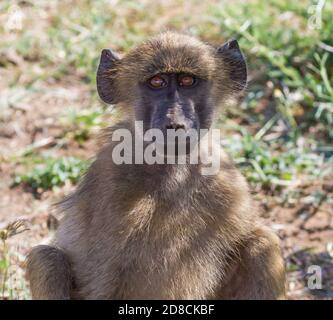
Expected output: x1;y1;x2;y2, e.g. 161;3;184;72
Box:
96;49;121;104
217;39;247;91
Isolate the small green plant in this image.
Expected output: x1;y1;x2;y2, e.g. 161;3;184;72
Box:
60;108;107;145
14;157;90;191
223;127;330;191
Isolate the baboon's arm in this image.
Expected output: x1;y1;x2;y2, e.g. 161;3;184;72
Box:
220;226;286;300
26;245;72;300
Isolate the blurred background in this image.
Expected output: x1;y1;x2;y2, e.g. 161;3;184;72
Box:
0;0;332;299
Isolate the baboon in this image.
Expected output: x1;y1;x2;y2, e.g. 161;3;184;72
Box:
26;32;285;299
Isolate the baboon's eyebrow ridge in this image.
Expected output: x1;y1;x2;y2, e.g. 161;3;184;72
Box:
120;32;216;82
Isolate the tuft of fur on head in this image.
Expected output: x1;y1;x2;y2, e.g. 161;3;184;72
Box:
123;32;216;81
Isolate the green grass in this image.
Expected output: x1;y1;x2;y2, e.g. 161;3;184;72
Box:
60;108;107;145
223;127;327;191
14;157;90;191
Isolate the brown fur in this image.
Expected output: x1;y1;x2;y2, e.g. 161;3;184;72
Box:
26;32;285;300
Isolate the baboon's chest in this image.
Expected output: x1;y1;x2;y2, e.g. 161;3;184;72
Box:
74;191;226;299
76;216;224;300
111;233;222;299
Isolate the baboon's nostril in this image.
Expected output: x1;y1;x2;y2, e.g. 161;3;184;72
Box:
165;123;185;130
174;124;185;130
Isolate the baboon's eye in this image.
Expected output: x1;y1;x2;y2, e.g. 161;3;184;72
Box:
178;74;196;87
148;75;167;88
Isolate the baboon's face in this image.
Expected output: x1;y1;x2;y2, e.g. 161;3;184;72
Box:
96;32;247;136
136;72;213;133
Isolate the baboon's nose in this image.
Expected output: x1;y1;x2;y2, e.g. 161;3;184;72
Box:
164;109;187;131
165;122;186;130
